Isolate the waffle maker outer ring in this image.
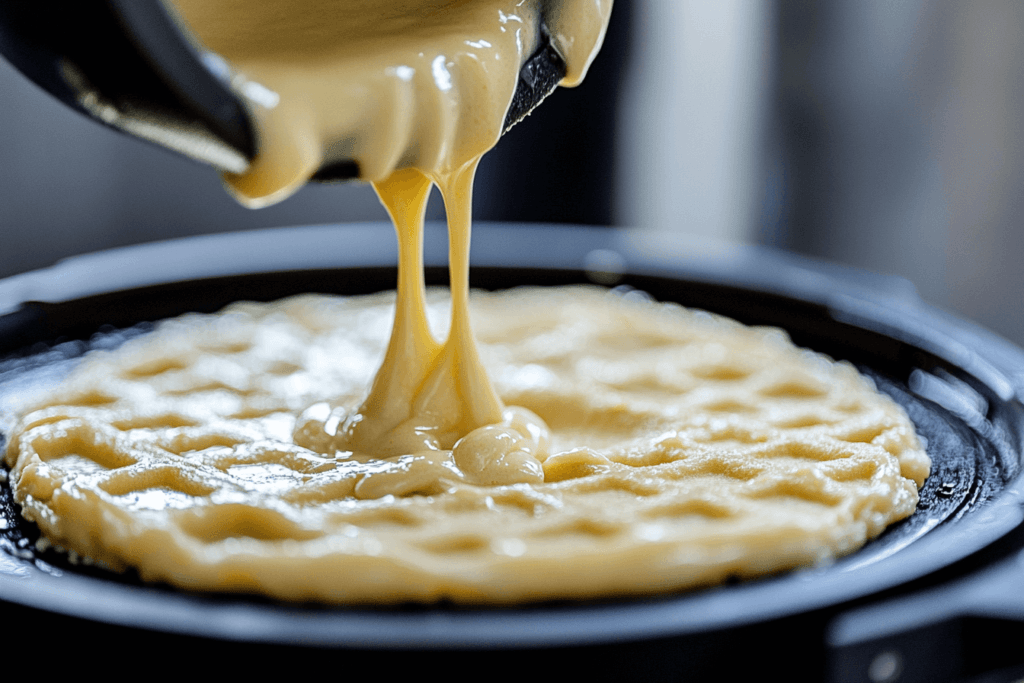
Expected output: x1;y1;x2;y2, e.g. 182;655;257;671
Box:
1;223;1022;681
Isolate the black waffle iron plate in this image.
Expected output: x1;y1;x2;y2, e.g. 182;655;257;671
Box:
1;224;1023;682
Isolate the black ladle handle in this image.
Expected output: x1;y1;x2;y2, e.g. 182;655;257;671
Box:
0;0;254;173
0;0;566;182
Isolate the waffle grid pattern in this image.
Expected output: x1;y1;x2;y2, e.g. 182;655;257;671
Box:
3;288;929;603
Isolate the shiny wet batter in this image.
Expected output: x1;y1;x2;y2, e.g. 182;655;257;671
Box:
3;287;928;603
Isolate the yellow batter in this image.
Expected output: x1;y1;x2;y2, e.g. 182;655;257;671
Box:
168;0;609;205
166;0;611;473
3;287;929;603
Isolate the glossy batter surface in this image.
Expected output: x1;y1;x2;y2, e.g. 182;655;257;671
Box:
3;287;929;603
168;0;611;206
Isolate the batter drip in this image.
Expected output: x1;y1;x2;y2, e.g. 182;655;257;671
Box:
165;0;611;478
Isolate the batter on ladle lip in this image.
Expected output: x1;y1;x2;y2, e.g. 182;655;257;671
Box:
168;0;610;203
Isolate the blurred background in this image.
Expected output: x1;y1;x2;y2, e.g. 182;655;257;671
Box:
1;0;1022;346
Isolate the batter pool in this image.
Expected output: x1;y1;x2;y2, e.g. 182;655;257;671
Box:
2;286;930;603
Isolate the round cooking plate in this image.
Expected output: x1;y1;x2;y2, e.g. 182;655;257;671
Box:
1;223;1023;678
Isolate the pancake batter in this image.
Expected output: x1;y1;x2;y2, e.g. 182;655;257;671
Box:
3;287;929;602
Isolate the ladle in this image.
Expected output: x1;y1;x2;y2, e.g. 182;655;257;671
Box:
0;0;566;181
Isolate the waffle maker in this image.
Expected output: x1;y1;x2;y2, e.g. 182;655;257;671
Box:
1;223;1022;682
